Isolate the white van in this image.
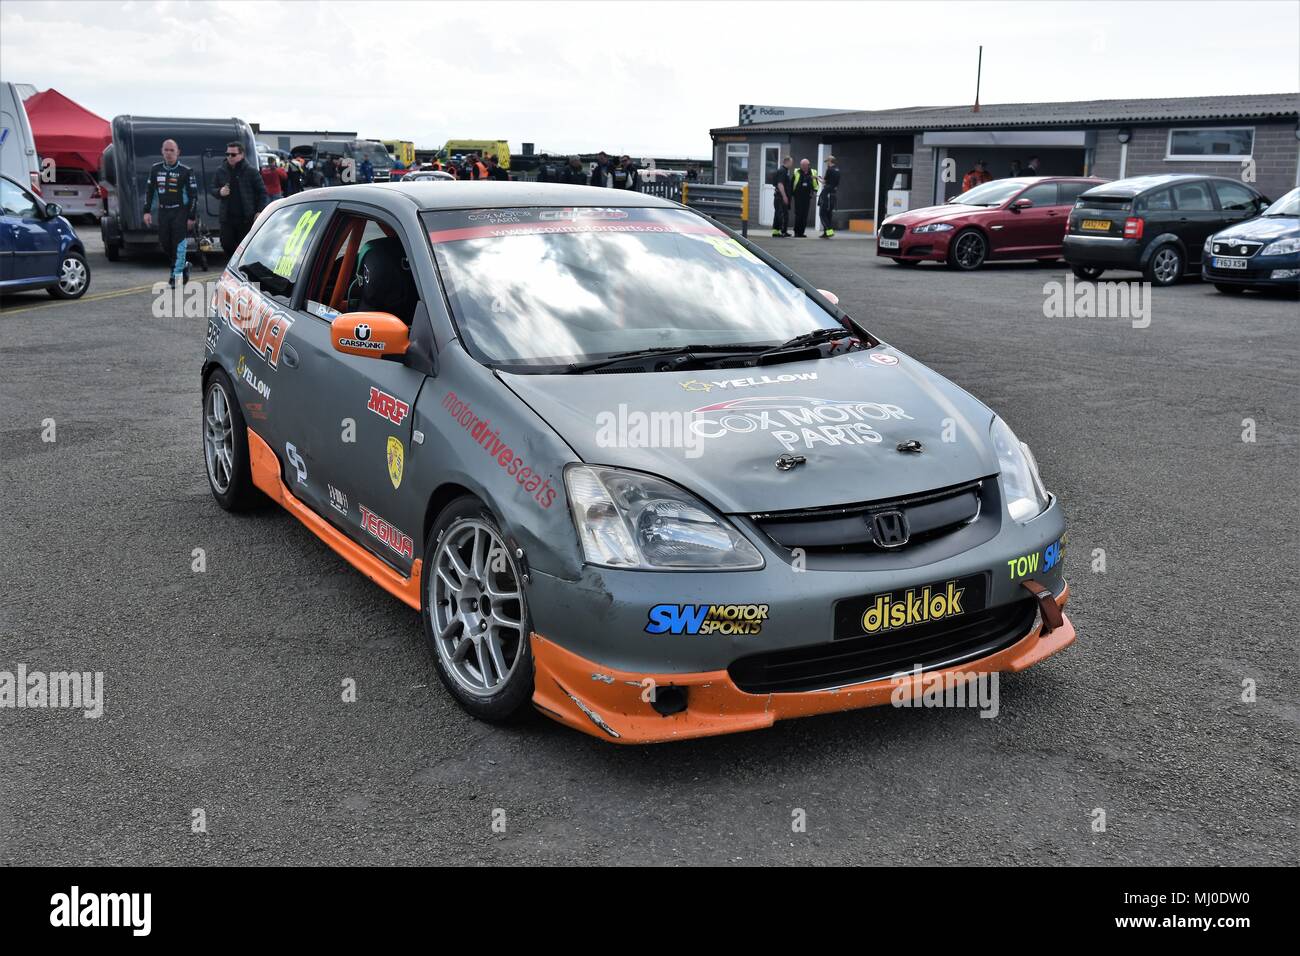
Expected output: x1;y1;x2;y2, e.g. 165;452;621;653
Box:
1;81;41;195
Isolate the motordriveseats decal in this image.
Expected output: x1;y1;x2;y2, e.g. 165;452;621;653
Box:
441;391;557;509
214;273;294;368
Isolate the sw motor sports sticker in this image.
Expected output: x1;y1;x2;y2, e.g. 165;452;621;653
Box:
645;604;769;636
689;395;914;453
213;274;294;369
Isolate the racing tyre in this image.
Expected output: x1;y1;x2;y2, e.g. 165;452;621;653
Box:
47;251;89;299
203;369;258;511
1071;264;1105;280
1214;283;1246;295
946;229;987;270
1144;243;1184;286
103;242;121;262
423;497;534;723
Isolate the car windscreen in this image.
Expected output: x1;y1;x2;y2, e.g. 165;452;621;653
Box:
358;143;392;168
1264;188;1300;217
423;206;844;371
951;179;1030;206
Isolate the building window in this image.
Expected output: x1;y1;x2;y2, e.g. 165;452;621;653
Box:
1165;127;1254;161
725;144;749;184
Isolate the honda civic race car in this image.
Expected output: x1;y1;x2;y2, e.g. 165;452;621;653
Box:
201;182;1075;744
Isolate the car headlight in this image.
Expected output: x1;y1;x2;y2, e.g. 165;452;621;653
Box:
914;222;956;234
990;417;1050;523
1204;236;1215;256
1260;237;1300;256
565;465;764;570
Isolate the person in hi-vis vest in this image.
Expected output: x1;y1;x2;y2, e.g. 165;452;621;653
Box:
790;159;819;238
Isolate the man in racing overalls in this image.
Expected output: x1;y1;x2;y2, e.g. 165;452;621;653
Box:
142;139;198;287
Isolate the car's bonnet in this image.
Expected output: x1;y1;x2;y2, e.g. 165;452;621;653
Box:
498;348;999;514
1213;215;1299;243
885;203;983;226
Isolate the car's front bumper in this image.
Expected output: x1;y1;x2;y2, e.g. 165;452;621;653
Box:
1202;251;1300;287
876;228;953;261
532;583;1073;743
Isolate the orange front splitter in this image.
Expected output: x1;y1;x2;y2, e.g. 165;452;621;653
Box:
531;584;1074;744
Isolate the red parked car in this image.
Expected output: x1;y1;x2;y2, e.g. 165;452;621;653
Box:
878;176;1107;270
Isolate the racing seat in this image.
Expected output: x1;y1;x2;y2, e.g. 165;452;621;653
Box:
346;236;418;325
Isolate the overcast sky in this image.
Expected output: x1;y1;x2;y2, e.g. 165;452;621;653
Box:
2;0;1297;157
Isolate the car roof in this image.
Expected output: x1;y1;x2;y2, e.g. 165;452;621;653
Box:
1081;173;1235;197
292;181;681;211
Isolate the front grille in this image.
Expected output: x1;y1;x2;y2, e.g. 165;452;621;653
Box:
881;223;906;240
728;596;1037;694
752;479;983;556
1211;239;1263;257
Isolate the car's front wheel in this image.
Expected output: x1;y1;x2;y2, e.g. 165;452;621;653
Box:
1145;243;1184;286
423;497;534;723
1071;264;1105;280
47;251;89;299
1214;283;1246;295
946;229;987;270
203;369;258;511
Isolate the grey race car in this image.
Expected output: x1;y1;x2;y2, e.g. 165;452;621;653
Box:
201;182;1075;743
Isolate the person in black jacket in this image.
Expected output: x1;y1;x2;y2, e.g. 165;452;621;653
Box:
559;156;587;185
610;155;640;190
590;151;614;187
142;139;198;286
210;142;268;256
819;155;841;238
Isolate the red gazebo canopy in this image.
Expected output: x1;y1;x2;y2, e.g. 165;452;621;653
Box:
24;88;111;172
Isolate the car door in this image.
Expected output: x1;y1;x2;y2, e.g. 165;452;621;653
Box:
0;177;60;281
991;182;1058;256
287;204;431;575
1169;180;1220;266
1213;180;1266;231
217;198;336;515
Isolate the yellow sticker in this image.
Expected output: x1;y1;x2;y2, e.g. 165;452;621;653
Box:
273;209;322;279
386;436;404;489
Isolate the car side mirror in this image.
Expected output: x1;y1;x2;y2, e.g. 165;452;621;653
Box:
44;202;62;218
331;312;409;358
1010;198;1033;211
817;289;839;306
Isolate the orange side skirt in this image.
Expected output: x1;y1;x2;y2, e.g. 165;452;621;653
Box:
246;428;422;610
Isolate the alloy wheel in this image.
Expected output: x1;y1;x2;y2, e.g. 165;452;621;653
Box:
430;519;527;698
59;256;87;295
204;382;234;493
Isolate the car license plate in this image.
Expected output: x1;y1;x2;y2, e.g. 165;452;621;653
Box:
879;238;900;249
833;573;987;640
1213;256;1247;270
53;189;76;196
1081;219;1111;232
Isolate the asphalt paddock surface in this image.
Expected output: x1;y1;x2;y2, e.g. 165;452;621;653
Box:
2;228;1296;866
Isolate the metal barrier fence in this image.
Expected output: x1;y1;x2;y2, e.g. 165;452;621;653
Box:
638;181;749;236
683;183;749;237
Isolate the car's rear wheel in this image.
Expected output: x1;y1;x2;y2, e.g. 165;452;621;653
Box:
1145;243;1183;286
423;497;534;722
203;369;258;511
946;229;987;270
1214;283;1246;295
47;251;89;299
1071;264;1105;280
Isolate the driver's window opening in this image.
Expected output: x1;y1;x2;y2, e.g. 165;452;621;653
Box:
306;215;420;325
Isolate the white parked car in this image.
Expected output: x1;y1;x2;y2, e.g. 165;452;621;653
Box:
46;167;102;221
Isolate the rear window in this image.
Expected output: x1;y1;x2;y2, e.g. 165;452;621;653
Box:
1076;194;1131;210
1137;190;1173;212
423;206;844;371
54;168;95;186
